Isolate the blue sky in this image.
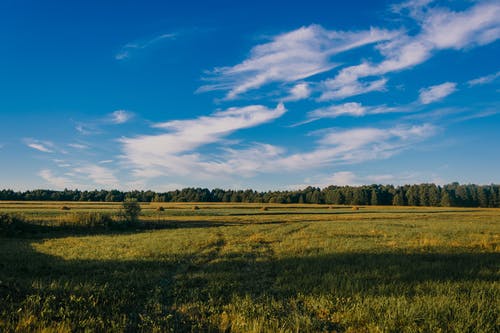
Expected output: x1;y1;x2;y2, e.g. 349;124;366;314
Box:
1;0;499;191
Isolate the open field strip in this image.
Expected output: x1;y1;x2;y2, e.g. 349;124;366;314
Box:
0;202;499;332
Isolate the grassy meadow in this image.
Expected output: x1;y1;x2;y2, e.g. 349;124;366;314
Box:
0;201;499;332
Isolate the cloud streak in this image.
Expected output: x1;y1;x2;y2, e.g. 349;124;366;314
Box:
419;82;457;104
468;70;500;86
25;139;54;153
199;25;398;99
116;33;177;60
319;1;500;100
110;110;134;124
307;102;397;121
283;83;311;101
39;169;77;189
120;103;287;178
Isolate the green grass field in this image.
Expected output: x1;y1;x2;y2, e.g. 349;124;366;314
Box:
1;202;499;332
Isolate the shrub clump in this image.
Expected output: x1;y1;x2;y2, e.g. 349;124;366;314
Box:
0;213;28;236
119;199;142;225
64;212;113;228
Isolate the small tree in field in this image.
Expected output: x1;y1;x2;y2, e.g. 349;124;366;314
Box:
120;199;141;225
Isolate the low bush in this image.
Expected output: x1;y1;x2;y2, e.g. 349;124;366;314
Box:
0;213;30;236
62;212;113;229
119;199;142;226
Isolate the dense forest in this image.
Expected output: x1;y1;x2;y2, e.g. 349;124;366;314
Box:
0;183;499;207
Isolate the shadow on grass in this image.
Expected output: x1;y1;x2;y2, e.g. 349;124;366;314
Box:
0;233;498;332
0;218;252;239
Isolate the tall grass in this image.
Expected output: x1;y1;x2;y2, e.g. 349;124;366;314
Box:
0;202;498;332
58;212;114;228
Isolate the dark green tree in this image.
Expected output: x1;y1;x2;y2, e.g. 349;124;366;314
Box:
392;193;404;206
370;189;379;206
120;199;142;224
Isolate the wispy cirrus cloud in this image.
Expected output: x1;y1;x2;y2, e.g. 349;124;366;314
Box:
25;139;54;153
34;0;497;190
39;169;79;189
198;1;499;102
39;164;119;190
120;103;286;178
468;70;500;86
201;123;438;177
419;82;457;104
283;83;312;102
73;109;134;137
68;143;89;150
319;78;388;100
72;164;119;187
109;110;134;124
319;1;500;100
115;33;177;60
307;102;397;121
120;118;436;182
198;25;398;99
75;123;99;136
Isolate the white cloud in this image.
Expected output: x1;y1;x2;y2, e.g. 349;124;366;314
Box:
468;71;500;86
68;143;89;149
420;2;500;50
116;33;177;60
283;83;311;101
453;109;500;122
95;1;498;188
311;102;367;118
195;1;498;103
28;144;52;153
275;124;436;170
110;110;134;124
73;164;119;187
39;170;73;189
327;171;359;186
120;103;286;178
391;0;436;18
199;123;437;178
319;78;388;100
75;123;98;135
319;1;500;100
25;139;54;153
200;143;286;177
309;102;396;119
198;25;398;99
39;165;118;190
118;93;436;182
419;82;457;104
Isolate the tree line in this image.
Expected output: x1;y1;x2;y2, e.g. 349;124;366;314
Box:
1;183;499;207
